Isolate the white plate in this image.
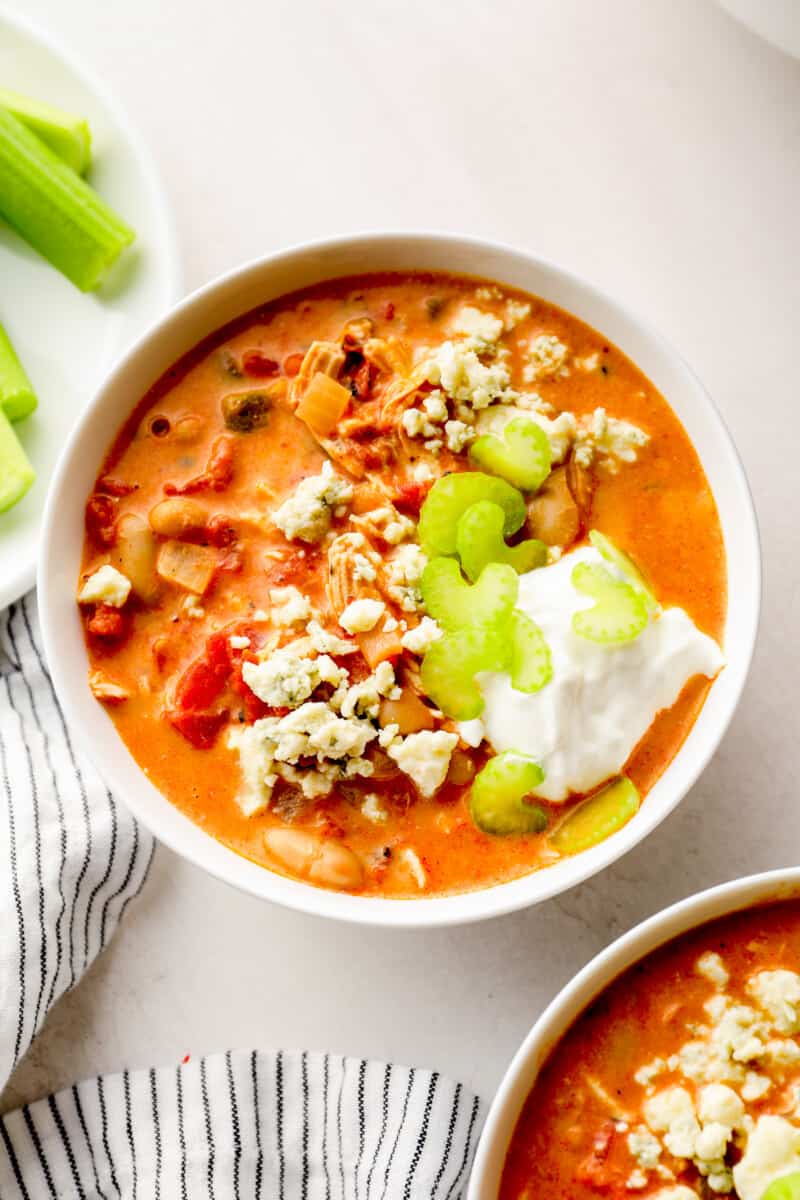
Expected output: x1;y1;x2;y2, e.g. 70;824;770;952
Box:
0;7;181;610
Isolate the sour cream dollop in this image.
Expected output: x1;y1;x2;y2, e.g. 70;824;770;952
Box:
459;546;724;803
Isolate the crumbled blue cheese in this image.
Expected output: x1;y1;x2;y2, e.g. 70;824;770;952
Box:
362;506;415;545
386;544;427;612
353;553;377;582
271;461;354;543
574;407;649;472
339;598;385;634
401;616;442;655
450;305;504;344
386;729;458;797
425;339;515;410
307;620;358;656
229;635;251;650
361;793;388;823
522;334;570;382
444;418;476;453
475;404;577;465
229;700;378;811
269;585;312;626
242;648;346;708
733;1115;800;1200
339;661;399;720
628;1126;663;1169
503;300;531;331
697;952;730;989
78;565;131;608
747;971;800;1035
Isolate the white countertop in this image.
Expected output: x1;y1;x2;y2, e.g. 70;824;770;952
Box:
4;0;800;1112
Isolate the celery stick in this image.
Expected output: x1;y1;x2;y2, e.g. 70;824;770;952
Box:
0;106;134;292
0;321;37;422
0;88;91;174
0;407;35;513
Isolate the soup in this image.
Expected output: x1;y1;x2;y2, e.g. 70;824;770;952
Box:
77;272;726;897
501;899;800;1200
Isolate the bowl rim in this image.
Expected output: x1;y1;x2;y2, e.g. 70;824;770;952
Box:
37;230;761;929
467;866;800;1198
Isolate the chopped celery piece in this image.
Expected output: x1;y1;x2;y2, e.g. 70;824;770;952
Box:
0;106;134;291
0;88;91;174
589;529;658;614
469;751;547;836
550;777;640;854
0;408;35;512
762;1173;800;1200
469;416;551;492
571;562;648;644
0;321;37;422
418;471;526;556
420;626;508;720
421;557;518;633
456;500;546;581
509;611;552;693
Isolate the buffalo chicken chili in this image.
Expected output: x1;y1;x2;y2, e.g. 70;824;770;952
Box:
77;273;726;897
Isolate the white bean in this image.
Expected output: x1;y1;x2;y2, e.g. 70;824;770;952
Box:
264;828;364;890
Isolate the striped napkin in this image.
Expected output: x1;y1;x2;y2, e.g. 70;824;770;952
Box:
0;595;484;1197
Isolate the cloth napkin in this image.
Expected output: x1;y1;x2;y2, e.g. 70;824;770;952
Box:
0;595;484;1197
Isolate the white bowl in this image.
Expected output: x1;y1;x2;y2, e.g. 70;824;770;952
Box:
38;232;761;929
468;867;800;1198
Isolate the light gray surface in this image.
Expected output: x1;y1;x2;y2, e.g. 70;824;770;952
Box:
4;0;799;1111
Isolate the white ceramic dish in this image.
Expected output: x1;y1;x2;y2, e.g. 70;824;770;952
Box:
38;232;760;928
0;6;181;610
468;867;800;1198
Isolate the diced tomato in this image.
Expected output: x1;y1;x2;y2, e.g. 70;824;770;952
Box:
85;494;117;547
205;514;237;547
393;480;429;515
242;350;279;377
87;605;127;640
164;436;235;496
167;709;227;749
264;546;321;587
283;352;304;377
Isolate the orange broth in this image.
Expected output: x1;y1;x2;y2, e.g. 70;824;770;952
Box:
79;272;726;897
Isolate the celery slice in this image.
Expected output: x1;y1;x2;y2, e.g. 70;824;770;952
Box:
509;611;552;693
420;626;508;720
469;416;551;492
762;1173;800;1200
0;106;134;291
571;562;649;644
421;557;518;633
469;751;547;836
418;471;526;556
589;529;658;614
0;407;35;512
550;777;640;854
457;500;546;581
0;88;91;174
0;321;37;422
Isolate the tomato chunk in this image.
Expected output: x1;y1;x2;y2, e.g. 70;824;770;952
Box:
87;605;127;640
167;709;227;749
164;436;235;496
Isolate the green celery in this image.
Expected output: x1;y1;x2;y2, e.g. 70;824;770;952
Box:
0;321;37;421
0;407;35;513
0;87;91;174
0;105;134;291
